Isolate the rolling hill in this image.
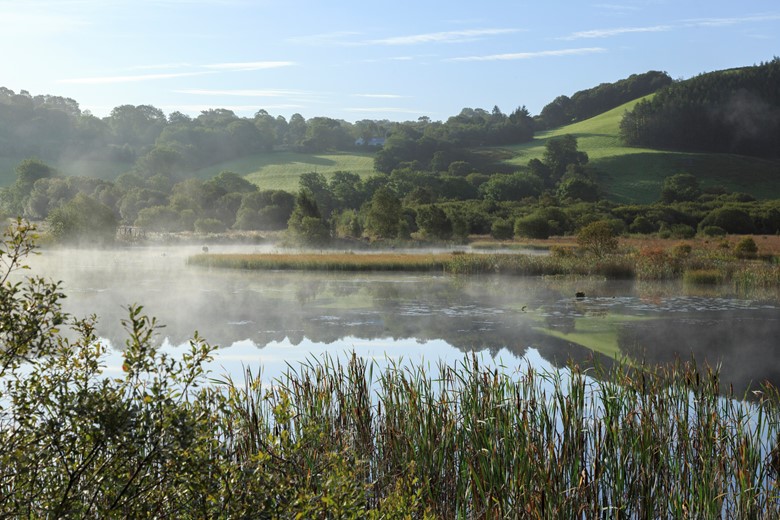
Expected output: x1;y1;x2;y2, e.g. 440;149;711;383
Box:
191;150;376;191
498;97;780;204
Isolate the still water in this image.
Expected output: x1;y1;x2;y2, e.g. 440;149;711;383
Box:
22;245;780;394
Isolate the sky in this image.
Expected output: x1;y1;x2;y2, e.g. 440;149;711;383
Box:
2;0;779;122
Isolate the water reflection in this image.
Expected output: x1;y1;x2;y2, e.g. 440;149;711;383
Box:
23;246;780;394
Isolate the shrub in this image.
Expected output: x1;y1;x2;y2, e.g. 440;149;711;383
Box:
194;217;227;234
670;223;695;239
734;237;758;259
577;220;618;257
699;207;755;234
491;218;514;240
629;215;656;234
700;225;726;237
47;193;117;245
514;213;550;239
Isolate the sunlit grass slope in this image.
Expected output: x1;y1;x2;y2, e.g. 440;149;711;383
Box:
498;96;780;204
192;151;376;191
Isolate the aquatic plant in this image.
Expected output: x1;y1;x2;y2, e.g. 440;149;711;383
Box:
217;354;780;518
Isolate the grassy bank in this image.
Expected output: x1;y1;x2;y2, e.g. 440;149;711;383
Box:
188;248;780;290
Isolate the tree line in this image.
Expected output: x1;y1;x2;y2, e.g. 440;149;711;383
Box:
536;71;672;129
620;58;780;157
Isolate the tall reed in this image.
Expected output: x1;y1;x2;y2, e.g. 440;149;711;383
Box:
218;353;780;518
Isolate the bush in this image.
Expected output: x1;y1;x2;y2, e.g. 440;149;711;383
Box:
699;207;755;234
700;225;726;237
577;220;619;257
514;213;550;239
669;224;695;239
194;217;227;234
629;215;656;234
47;193;117;245
734;237;758;259
491;218;514;240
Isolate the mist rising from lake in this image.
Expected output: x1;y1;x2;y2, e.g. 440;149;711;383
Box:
22;245;780;394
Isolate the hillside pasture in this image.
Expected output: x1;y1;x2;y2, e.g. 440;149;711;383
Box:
191;150;376;191
496;96;780;204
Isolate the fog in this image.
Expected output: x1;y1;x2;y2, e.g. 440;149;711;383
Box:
19;245;780;394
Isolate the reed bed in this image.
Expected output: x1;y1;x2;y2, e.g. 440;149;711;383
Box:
189;250;780;294
188;252;450;272
218;354;780;518
188;251;636;278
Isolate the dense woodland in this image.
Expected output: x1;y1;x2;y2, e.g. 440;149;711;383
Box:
620;58;780;157
0;60;779;245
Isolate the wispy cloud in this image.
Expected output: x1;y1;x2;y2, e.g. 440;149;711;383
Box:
344;107;426;114
367;28;518;45
59;61;295;85
561;25;671;39
287;30;363;45
562;13;780;40
162;104;305;114
59;71;213;84
593;3;641;11
353;94;407;99
0;10;89;35
202;61;296;71
174;88;308;97
683;14;780;28
449;47;607;62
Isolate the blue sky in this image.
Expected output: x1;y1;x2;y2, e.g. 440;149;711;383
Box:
2;0;778;122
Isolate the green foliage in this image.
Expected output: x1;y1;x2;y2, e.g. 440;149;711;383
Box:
734;237;759;259
490;218;514;240
577;220;619;257
47;193;117;244
365;186;402;239
620;58;780;157
478;172;541;202
134;205;183;232
538;70;672;129
514;212;552;239
415;204;453;240
543;134;589;184
194;217;227;234
2;158;58;215
700;225;726;237
287;190;330;245
700;207;755;234
661;173;701;203
557;174;599;202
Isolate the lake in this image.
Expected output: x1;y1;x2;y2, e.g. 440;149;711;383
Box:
23;244;780;394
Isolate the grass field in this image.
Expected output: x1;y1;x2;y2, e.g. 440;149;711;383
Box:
495;96;780;203
191;150;376;191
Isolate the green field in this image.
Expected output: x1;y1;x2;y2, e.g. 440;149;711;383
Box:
192;150;376;191
497;97;780;203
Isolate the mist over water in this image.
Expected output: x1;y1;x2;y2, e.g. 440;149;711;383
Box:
21;245;780;394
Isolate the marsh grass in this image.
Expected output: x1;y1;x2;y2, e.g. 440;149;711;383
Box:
189;248;780;292
683;268;725;285
218;353;780;518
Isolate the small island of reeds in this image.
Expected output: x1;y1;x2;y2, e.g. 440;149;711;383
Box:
187;239;780;291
